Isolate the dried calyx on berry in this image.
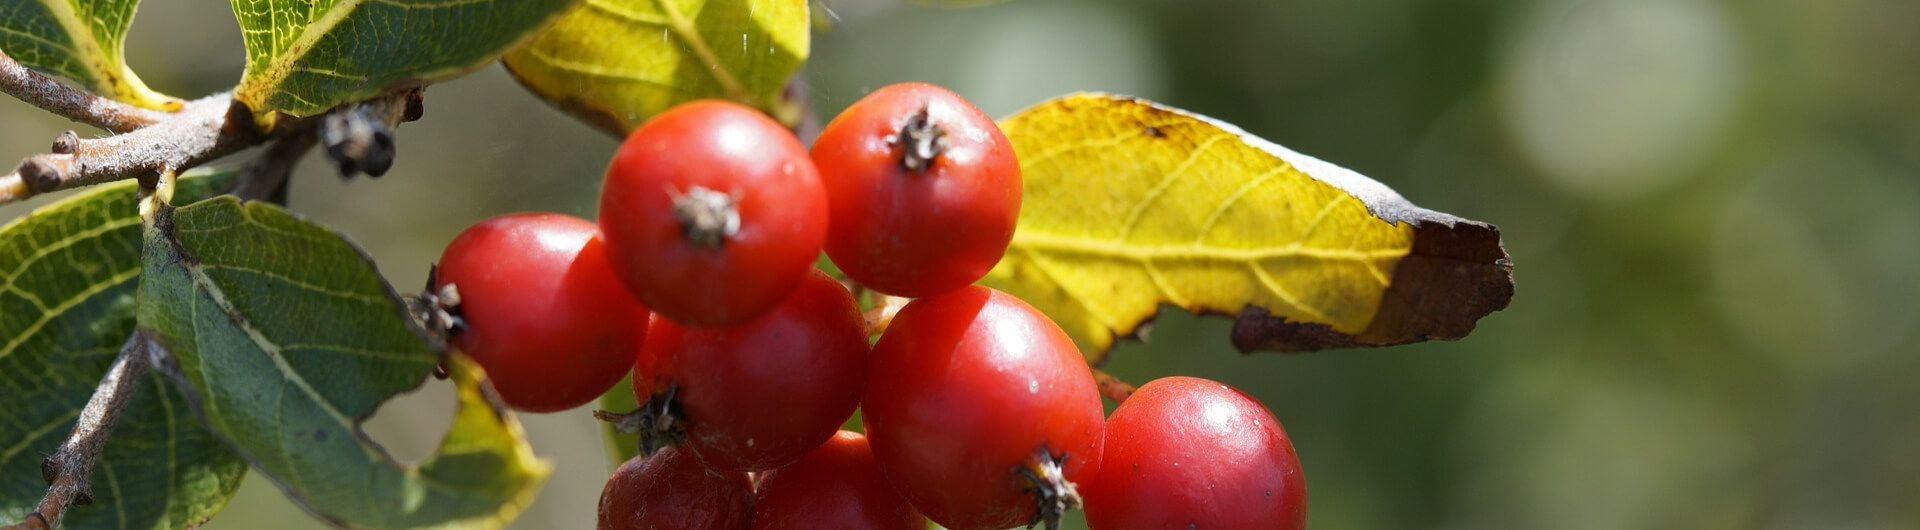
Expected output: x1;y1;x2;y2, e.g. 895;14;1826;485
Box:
1019;447;1083;530
891;105;949;173
668;185;740;249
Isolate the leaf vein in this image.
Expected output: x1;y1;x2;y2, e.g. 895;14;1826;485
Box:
1119;132;1234;246
0;409;77;464
204;265;391;305
1015;231;1410;263
521;47;687;91
0;216;141;299
0;268;139;362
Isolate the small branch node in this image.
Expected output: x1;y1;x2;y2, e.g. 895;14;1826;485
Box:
18;158;66;194
50;131;79;154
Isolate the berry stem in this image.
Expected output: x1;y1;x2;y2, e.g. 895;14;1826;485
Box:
1092;368;1139;405
594;385;688;456
861;294;909;336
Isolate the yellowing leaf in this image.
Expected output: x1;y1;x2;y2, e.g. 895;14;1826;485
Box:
988;94;1512;357
502;0;810;135
230;0;575;117
0;0;180;109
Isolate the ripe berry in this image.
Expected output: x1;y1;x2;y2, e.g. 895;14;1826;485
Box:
1083;377;1306;530
640;269;869;472
433;213;645;412
600;100;826;326
862;286;1103;530
811;82;1022;297
752;431;926;530
598;447;752;530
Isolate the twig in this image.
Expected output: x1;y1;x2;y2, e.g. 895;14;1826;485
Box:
2;93;263;205
3;332;156;530
1;87;424;206
0;49;169;133
229;127;318;202
1091;368;1137;404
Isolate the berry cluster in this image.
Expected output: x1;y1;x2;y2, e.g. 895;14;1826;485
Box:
428;83;1306;529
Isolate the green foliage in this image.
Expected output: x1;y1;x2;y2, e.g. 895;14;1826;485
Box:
136;196;547;528
502;0;811;135
0;170;246;529
0;0;178;108
230;0;576;118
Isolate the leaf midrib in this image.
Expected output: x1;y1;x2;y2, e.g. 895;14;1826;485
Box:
174;234;371;458
1012;230;1408;267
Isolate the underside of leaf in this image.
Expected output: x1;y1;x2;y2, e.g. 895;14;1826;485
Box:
501;0;810;135
137;196;548;528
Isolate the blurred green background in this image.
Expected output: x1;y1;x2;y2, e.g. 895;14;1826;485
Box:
4;0;1918;528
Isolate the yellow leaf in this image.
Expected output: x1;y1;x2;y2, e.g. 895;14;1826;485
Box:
987;94;1511;358
503;0;810;136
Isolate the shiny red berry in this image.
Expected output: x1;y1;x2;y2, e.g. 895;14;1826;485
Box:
600;100;826;326
863;286;1103;530
434;212;646;412
1083;376;1306;530
641;269;869;472
812;82;1021;297
752;430;926;530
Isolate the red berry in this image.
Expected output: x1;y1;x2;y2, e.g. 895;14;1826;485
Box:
600;100;826;326
598;447;752;530
812;82;1022;297
752;431;926;530
434;213;645;412
643;269;869;472
1083;377;1306;530
862;286;1103;530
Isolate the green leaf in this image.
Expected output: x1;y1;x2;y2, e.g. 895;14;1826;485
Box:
502;0;811;135
987;94;1513;358
136;197;550;528
230;0;576;118
0;0;179;109
1;170;246;529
